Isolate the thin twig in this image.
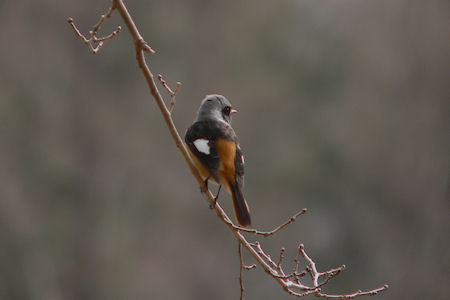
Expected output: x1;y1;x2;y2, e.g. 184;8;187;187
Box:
293;243;304;285
299;244;320;287
251;242;278;270
238;241;256;300
317;265;345;288
271;270;307;281
238;242;245;300
90;4;116;35
285;288;319;298
277;247;286;271
67;4;121;54
229;208;308;236
158;74;182;113
316;284;390;299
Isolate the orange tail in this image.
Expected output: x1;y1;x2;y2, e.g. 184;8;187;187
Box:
230;183;251;227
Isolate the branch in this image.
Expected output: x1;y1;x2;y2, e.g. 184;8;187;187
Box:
229;208;307;236
68;1;389;298
238;242;255;300
158;74;182;113
67;4;121;54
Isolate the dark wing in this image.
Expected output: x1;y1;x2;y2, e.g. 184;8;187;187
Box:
185;120;220;182
234;144;245;189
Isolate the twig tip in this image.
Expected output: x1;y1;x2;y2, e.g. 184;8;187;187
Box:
144;44;156;54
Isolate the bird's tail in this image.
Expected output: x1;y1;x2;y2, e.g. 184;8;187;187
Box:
230;183;251;227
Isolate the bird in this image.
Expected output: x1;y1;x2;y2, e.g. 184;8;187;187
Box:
185;94;251;227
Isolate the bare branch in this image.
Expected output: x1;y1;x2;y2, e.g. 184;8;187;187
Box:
251;242;278;270
316;265;346;288
67;4;121;54
90;3;116;36
292;242;304;285
316;285;390;299
277;247;286;272
68;1;389;298
158;74;182;113
238;242;245;300
228;208;308;236
300;244;320;287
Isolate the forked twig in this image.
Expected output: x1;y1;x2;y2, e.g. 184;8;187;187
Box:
300;244;320;287
158;74;182;113
67;5;121;54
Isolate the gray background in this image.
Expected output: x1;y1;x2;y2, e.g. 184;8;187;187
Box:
1;0;448;299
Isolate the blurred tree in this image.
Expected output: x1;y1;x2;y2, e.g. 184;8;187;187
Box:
0;0;448;299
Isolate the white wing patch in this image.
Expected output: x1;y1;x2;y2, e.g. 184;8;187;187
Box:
238;145;245;164
193;138;211;155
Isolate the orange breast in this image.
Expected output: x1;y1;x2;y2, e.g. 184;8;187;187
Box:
216;138;237;193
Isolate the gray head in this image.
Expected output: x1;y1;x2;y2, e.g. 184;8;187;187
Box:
196;94;237;124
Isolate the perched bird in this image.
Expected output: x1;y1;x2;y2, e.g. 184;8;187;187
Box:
185;95;251;226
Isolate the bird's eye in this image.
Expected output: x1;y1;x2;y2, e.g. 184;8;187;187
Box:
223;106;231;115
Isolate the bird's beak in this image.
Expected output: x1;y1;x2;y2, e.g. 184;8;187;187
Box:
231;108;238;114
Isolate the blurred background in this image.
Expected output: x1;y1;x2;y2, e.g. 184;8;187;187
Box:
0;0;448;299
